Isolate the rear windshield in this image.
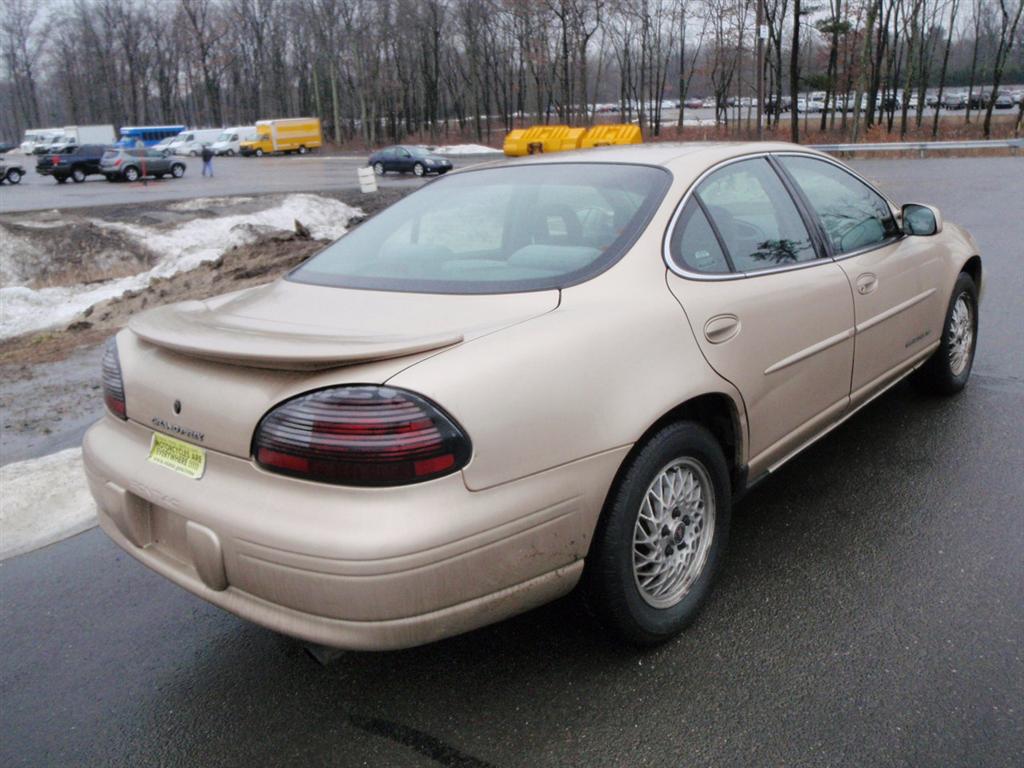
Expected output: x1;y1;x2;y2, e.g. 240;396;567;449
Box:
289;163;670;294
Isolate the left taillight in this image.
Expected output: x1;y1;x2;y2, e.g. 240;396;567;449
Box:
102;340;127;419
252;385;471;487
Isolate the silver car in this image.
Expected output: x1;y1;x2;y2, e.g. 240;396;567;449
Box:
100;148;186;182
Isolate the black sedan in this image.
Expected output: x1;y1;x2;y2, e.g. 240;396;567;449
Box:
368;145;452;177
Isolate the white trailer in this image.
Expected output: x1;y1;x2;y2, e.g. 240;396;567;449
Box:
62;124;117;145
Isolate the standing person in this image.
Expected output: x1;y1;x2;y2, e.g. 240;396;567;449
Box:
201;144;214;177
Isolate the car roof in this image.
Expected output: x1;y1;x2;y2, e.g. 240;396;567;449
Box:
461;141;831;173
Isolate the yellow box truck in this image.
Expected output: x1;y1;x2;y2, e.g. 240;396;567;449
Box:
240;118;322;156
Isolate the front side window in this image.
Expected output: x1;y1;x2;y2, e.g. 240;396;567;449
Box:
778;155;900;254
696;158;817;272
290;163;670;294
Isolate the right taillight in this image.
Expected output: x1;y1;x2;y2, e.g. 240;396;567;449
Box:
252;385;471;486
102;341;127;419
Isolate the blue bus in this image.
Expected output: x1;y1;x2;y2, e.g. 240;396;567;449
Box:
117;125;186;148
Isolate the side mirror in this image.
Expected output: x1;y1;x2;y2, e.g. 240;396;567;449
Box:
902;203;943;236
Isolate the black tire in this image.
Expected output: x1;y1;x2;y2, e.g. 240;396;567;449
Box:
373;162;385;176
584;422;732;646
255;148;264;157
154;173;166;179
413;162;425;177
123;166;140;182
56;175;68;184
298;145;308;154
226;149;234;157
911;272;978;395
170;163;185;178
71;167;86;183
6;169;22;184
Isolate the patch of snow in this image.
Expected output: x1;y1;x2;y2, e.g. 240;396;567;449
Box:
0;194;363;340
168;196;255;211
0;226;48;285
0;448;96;560
426;144;502;156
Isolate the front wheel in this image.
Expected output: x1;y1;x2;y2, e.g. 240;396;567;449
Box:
255;148;264;157
298;145;308;154
170;163;185;178
912;272;978;395
226;149;234;157
584;422;731;646
373;162;385;176
413;162;425;177
6;169;22;184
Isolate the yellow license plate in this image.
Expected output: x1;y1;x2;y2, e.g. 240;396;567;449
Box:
148;432;206;480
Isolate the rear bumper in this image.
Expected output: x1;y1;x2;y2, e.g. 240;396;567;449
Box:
83;416;625;650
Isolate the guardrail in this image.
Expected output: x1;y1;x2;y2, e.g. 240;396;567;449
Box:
808;138;1023;155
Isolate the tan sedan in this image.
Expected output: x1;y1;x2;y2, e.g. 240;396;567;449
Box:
83;143;981;650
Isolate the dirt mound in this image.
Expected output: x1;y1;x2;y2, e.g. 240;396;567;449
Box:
1;217;156;288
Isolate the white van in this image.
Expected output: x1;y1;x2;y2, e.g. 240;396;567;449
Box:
19;128;65;154
169;128;224;156
209;126;257;156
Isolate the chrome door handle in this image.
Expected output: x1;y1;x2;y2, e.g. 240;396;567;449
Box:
856;273;878;295
704;314;741;344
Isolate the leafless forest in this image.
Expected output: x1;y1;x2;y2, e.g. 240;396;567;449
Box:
2;0;1022;146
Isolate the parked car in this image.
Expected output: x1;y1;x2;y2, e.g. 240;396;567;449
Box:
84;143;982;650
993;92;1014;109
369;145;452;176
169;128;223;156
99;148;186;181
31;134;71;155
682;97;704;110
209;126;257;156
0;142;17;154
0;156;25;184
35;144;109;183
942;92;967;110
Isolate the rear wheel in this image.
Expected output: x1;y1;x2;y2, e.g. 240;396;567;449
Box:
123;166;140;182
584;422;731;645
171;163;185;178
912;272;978;395
71;167;86;183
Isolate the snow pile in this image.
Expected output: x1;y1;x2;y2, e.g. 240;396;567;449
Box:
0;448;95;560
168;196;255;211
0;194;362;340
427;144;502;156
0;226;49;285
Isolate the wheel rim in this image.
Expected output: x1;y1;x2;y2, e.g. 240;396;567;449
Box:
948;292;974;376
374;163;383;175
632;458;716;609
414;164;424;176
126;169;138;181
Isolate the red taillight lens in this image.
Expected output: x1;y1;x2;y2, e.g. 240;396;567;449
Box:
102;341;127;419
113;158;122;167
252;386;471;486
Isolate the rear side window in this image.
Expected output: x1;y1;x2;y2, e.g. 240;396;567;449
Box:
778;156;900;254
669;199;731;274
696;158;818;272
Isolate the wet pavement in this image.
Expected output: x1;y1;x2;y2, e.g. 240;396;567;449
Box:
1;156;1022;767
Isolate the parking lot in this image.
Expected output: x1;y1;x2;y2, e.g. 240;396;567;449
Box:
1;156;1022;767
0;153;478;214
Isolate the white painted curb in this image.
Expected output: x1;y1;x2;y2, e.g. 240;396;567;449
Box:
0;448;96;560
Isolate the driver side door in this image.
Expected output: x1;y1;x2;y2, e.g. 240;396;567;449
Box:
774;155;945;407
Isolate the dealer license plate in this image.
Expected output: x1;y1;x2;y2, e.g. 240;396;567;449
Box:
148;432;206;480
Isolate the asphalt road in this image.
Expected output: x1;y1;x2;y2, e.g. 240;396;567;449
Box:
1;157;1023;767
0;153;486;214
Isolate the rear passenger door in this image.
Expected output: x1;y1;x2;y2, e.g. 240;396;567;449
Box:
665;157;856;477
775;155;944;407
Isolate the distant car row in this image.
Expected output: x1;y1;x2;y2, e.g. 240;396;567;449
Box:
14;117;324;159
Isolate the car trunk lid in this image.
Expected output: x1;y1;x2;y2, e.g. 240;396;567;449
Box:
121;279;558;458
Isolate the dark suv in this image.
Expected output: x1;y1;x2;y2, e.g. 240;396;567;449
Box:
36;144;109;183
100;148;186;182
